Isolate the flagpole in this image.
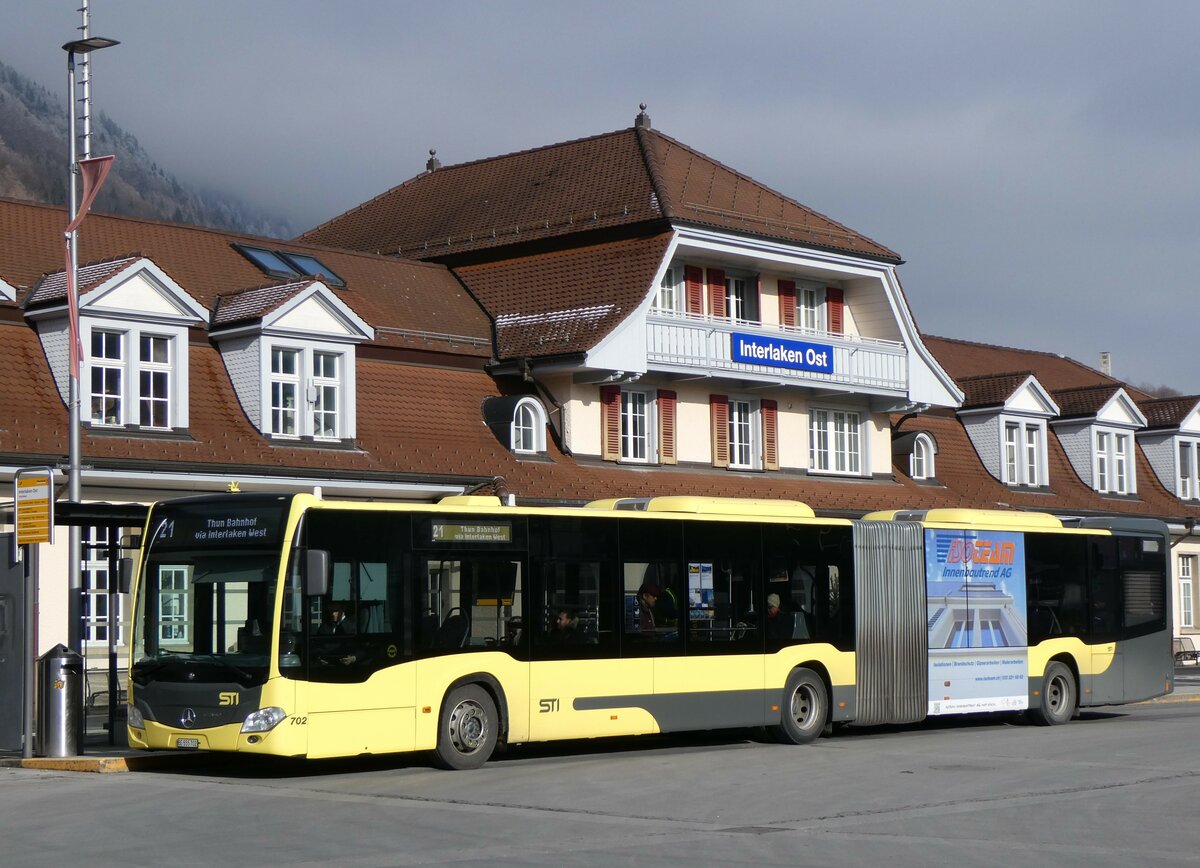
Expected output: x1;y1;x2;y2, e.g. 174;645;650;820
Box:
62;33;119;679
65;45;82;657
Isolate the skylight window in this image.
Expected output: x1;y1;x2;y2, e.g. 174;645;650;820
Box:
233;244;345;287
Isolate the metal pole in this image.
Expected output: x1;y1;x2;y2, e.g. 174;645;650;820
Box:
22;546;36;759
66;49;83;664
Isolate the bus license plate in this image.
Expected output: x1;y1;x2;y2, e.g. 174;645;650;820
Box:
176;737;200;749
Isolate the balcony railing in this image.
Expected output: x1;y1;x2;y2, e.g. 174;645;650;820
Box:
646;310;908;394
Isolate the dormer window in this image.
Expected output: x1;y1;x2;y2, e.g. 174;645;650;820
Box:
1003;419;1045;487
511;398;547;454
25;256;207;434
1180;440;1200;500
1095;429;1132;495
911;433;935;480
266;342;347;440
212;280;372;444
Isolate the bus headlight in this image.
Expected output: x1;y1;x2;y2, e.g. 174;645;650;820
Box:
127;704;145;729
241;707;287;733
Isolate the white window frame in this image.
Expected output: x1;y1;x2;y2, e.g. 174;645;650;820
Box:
1180;556;1195;629
264;341;349;441
311;351;340;440
89;329;124;427
724;274;756;324
797;282;825;333
620;389;655;463
270;347;301;437
158;565;191;644
82;525;123;646
728;397;760;470
810;407;863;476
511;397;547;454
1178;439;1200;500
1095;427;1133;494
138;333;172;429
655;266;682;313
1002;417;1046;487
910;432;935;480
82;318;189;430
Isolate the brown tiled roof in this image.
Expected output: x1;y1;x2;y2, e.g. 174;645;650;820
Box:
25;255;141;305
641;129;898;260
455;234;672;359
1139;396;1200;430
895;413;1200;522
299;127;899;263
956;371;1036;409
213;281;313;327
1051;383;1122;419
923;335;1140;395
0;198;491;357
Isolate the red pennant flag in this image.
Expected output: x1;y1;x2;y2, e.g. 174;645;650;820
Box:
64;154;115;380
66;155;115;234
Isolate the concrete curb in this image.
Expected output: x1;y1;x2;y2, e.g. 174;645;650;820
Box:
0;751;207;773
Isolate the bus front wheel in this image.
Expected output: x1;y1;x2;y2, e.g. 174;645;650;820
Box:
770;668;827;745
434;684;498;770
1028;661;1075;726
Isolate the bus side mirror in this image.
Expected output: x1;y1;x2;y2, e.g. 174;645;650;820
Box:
119;558;135;595
304;549;330;597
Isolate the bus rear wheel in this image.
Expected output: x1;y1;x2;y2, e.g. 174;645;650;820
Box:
434;685;498;770
769;668;827;745
1028;661;1075;726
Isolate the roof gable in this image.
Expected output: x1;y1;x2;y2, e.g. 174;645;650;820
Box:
1139;396;1200;433
214;280;373;342
27;255;207;325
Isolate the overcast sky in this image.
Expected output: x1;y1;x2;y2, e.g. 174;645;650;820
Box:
4;1;1198;392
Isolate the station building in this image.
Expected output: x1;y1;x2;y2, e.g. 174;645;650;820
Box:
1;109;1198;698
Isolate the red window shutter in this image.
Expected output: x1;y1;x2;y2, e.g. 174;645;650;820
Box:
778;280;797;328
710;394;730;468
685;266;704;314
708;268;726;318
658;389;677;465
762;399;779;471
827;287;844;334
600;385;621;461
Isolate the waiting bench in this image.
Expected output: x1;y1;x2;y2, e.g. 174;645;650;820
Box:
1174;637;1199;666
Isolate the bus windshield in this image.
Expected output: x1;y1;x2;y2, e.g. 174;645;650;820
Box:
130;495;293;688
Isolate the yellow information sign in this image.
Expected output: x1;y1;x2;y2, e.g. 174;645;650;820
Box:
15;468;54;547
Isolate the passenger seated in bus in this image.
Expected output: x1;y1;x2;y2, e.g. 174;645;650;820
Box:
765;594;795;643
637;582;659;632
655;583;679;628
547;608;581;644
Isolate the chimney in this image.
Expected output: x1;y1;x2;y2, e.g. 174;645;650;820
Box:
1100;351;1112;377
634;103;651;130
426;149;441;172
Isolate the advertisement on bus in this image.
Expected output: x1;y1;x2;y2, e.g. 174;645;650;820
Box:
926;529;1029;715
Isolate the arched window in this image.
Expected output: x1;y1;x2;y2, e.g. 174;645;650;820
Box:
910;433;935;480
511;398;547;454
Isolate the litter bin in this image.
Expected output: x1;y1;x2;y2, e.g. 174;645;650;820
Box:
38;644;83;758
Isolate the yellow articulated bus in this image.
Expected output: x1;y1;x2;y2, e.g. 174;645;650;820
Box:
126;493;1172;769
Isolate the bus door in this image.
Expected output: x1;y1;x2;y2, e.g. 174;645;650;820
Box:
411;515;531;742
527;516;651;741
1088;537;1123;705
298;511;412;758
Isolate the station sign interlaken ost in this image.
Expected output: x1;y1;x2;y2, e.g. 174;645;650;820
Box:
730;332;834;374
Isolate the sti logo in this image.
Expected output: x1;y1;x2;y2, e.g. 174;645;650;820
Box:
218;692;239;706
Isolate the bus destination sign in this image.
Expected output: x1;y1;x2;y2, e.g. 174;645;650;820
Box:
431;522;512;544
148;498;290;551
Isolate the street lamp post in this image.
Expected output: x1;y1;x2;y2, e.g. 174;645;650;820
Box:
62;36;118;660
